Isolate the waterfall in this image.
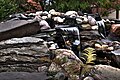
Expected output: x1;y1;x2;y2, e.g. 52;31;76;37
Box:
55;26;81;57
96;20;106;38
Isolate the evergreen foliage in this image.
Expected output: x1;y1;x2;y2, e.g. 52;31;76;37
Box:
0;0;120;20
48;0;119;15
0;0;18;21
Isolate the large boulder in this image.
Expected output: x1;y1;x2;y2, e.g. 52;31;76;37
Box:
48;49;83;80
92;65;120;80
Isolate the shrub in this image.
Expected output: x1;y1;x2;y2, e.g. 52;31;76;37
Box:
0;0;19;21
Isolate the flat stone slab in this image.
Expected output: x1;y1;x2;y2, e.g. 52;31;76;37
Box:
0;72;47;80
0;37;44;45
0;19;40;41
0;20;34;32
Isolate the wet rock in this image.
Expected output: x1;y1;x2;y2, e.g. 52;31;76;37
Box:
111;49;120;55
83;76;94;80
0;37;50;72
109;49;120;68
54;72;66;80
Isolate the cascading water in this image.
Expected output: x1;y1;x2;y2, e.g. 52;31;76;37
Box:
95;13;107;38
55;26;81;57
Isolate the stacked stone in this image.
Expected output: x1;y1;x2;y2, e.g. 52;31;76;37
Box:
0;37;49;72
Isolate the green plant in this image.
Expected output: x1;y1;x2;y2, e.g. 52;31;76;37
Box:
79;2;90;10
82;47;96;64
79;47;96;78
0;0;18;21
47;0;74;12
48;0;119;17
